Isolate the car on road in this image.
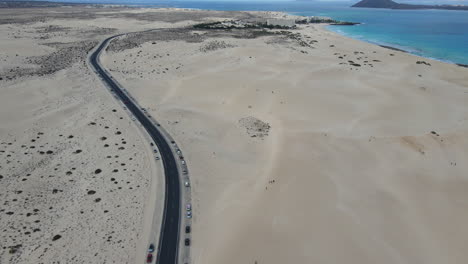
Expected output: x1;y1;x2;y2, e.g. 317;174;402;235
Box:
186;211;192;218
186;203;191;211
184;181;190;187
148;244;155;252
185;226;191;234
176;149;181;155
146;253;153;263
185;238;190;246
155;157;160;160
153;149;158;153
132;117;136;121
181;160;186;165
182;170;188;175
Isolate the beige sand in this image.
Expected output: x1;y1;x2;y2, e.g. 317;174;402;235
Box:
0;6;268;264
2;5;468;264
103;21;468;264
0;7;181;264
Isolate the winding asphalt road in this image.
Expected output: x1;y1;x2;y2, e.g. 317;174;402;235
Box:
89;35;181;264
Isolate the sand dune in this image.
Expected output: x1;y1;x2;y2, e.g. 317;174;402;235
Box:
104;22;468;264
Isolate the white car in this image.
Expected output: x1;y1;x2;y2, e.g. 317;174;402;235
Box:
186;211;192;218
186;203;191;211
181;160;185;165
184;181;190;187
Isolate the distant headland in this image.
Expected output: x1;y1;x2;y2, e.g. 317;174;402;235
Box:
352;0;468;11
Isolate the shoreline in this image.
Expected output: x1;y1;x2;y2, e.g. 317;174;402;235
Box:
102;14;468;264
2;1;465;66
324;24;468;69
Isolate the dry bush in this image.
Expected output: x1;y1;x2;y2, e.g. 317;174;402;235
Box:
200;40;234;52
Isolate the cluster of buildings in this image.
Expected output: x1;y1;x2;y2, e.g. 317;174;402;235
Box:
266;16;335;28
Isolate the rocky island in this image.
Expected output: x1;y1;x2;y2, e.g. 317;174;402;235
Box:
352;0;468;11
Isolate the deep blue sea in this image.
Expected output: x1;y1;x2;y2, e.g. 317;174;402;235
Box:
56;0;468;65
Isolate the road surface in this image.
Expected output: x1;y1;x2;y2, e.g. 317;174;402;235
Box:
89;34;182;264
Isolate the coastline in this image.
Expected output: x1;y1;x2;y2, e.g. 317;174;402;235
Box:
101;11;468;264
324;24;468;68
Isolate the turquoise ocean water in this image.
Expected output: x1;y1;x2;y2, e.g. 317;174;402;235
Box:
57;0;468;65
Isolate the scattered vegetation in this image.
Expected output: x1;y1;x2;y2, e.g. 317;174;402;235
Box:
416;60;431;66
200;40;235;52
239;117;271;139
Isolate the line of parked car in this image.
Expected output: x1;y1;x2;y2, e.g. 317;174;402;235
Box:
146;142;191;263
146;244;155;263
178;146;192;253
185;202;191;247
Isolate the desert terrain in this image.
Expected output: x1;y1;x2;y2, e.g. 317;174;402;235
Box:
0;5;256;264
102;15;468;264
1;4;468;264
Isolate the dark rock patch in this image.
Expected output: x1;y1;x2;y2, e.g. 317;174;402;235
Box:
416;60;431;66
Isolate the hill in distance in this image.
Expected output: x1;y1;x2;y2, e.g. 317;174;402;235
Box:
352;0;468;10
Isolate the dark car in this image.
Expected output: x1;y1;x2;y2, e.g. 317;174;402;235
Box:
146;253;153;263
185;238;190;246
185;226;191;234
148;243;155;253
